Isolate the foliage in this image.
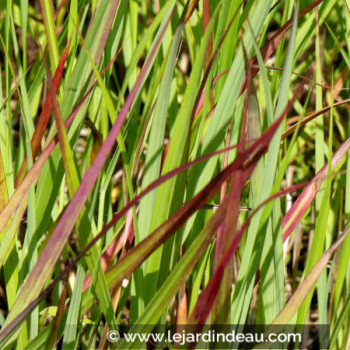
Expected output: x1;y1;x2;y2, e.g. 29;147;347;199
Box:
0;0;350;348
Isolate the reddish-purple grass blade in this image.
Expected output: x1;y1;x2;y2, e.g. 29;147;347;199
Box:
211;168;252;324
282;136;350;241
15;41;70;188
39;28;80;199
47;282;68;349
282;98;350;139
214;127;232;269
203;0;213;72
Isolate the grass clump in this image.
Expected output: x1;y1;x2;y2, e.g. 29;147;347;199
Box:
1;0;350;348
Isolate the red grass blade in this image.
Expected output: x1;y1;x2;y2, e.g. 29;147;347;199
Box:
15;41;70;188
211;168;252;323
282;98;350;139
282;136;350;241
203;0;213;72
47;283;68;349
